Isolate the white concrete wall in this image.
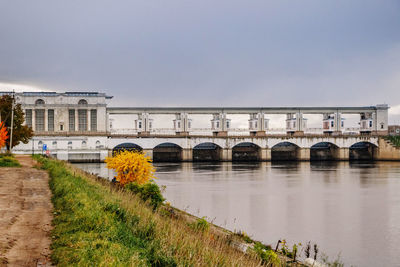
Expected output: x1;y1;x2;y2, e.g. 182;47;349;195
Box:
108;136;379;150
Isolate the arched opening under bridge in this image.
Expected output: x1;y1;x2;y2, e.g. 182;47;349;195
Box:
349;142;378;161
232;142;261;161
310;142;339;161
153;143;182;162
271;142;299;161
193;142;222;162
113;143;143;155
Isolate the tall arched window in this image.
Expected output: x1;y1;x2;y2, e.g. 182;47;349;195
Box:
82;140;87;148
38;140;43;150
78;99;88;105
95;140;101;149
35;99;45;105
68;141;72;149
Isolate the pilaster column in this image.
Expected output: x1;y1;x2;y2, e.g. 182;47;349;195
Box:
32;108;36;131
44;109;48;132
106;113;110;133
334;112;342;132
296;112;304;132
75;109;79;131
221;113;227;131
87;109;91;132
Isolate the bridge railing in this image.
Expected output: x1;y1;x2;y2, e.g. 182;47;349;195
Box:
108;127;363;136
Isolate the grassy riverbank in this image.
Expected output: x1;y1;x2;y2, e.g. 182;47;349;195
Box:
0;153;21;167
35;156;271;266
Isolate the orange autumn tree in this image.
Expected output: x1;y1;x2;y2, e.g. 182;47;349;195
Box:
105;150;155;186
0;122;8;149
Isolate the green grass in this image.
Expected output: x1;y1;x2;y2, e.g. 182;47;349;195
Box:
35;155;264;266
386;136;400;147
0;154;21;167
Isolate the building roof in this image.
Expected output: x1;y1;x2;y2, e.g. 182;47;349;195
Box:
7;91;113;99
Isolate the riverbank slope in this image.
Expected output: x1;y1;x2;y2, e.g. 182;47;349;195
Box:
36;155;277;266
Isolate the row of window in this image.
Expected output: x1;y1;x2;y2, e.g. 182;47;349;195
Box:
35;99;88;105
37;140;102;149
25;109;97;132
68;109;97;131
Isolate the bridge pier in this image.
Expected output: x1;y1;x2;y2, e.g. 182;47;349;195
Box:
221;148;232;161
182;148;193;162
297;148;310;161
260;148;271;161
333;148;350;160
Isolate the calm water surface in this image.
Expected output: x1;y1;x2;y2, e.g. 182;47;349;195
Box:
73;161;400;267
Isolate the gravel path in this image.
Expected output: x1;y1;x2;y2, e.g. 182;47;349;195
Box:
0;155;53;267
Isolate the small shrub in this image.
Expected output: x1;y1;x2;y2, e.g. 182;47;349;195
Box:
280;239;289;256
235;230;253;243
0;155;20;167
125;182;165;209
386;136;400;147
253;243;280;266
192;217;210;232
105;150;155;185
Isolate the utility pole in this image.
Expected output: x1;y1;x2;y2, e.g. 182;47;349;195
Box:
10;90;15;153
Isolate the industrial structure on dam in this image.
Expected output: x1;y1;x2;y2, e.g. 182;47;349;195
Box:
5;91;400;162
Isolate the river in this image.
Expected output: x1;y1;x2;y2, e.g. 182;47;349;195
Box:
72;161;400;267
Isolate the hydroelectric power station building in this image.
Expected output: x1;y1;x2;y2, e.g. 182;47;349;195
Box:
6;91;400;162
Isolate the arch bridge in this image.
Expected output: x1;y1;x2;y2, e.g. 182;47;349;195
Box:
108;135;382;162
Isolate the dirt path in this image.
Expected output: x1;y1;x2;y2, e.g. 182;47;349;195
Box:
0;155;53;267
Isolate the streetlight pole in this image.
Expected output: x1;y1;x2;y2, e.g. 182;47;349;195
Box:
9;90;15;154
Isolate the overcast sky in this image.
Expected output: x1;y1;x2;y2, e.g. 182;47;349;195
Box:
1;0;400;123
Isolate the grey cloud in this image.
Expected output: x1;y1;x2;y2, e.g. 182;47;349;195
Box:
0;0;400;110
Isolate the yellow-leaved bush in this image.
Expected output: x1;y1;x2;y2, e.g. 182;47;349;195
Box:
105;150;155;185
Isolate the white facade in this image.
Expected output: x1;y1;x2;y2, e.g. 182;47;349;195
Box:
286;113;307;133
249;113;269;132
6;91;389;162
173;113;192;133
15;135;109;162
211;113;231;132
135;113;153;133
323;113;344;133
15;91;112;133
359;112;374;132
